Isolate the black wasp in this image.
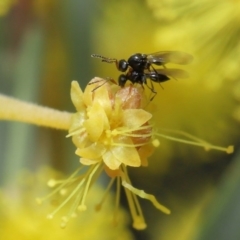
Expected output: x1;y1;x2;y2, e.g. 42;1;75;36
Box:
91;51;193;100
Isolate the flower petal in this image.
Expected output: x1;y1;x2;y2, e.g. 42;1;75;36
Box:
72;132;89;149
122;109;152;129
68;112;86;134
111;136;141;167
102;150;122;170
83;101;109;142
80;158;100;165
82;77;109;107
75;142;106;159
115;85;145;109
92;82;112;117
70;81;85;111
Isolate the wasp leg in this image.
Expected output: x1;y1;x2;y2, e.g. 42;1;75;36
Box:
118;74;128;87
89;77;117;92
143;75;157;101
149;65;165;90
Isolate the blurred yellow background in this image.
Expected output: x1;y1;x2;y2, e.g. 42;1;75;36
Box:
0;1;240;239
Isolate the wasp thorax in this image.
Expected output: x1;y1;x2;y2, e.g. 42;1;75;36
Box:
128;53;147;70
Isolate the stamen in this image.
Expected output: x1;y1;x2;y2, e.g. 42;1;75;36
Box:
152;139;160;147
121;165;170;215
78;163;101;211
60;188;68;196
112;177;121;226
39;164;104;227
112;124;153;135
122;167;145;219
47;177;86;219
122;180;171;215
47;179;58;187
112;142;151;148
89;164;104;189
60;187;84;228
36;166;83;205
114;131;153;138
123;184;147;230
154;131;234;154
120;166;147;230
60;216;69;228
95;177;116;211
48;176;82;188
158;128;213;145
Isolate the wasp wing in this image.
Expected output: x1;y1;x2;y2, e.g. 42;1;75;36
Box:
147;51;193;65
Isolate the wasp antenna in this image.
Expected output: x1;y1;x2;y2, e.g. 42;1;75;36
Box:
91;54;104;59
91;54;117;64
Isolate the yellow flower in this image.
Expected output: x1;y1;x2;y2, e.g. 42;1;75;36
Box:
68;78;153;170
39;78;171;230
0;167;134;240
35;78;233;230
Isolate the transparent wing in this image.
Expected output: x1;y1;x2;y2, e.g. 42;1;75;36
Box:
147;51;193;65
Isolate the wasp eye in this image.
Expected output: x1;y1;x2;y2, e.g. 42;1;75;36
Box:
118;59;128;72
